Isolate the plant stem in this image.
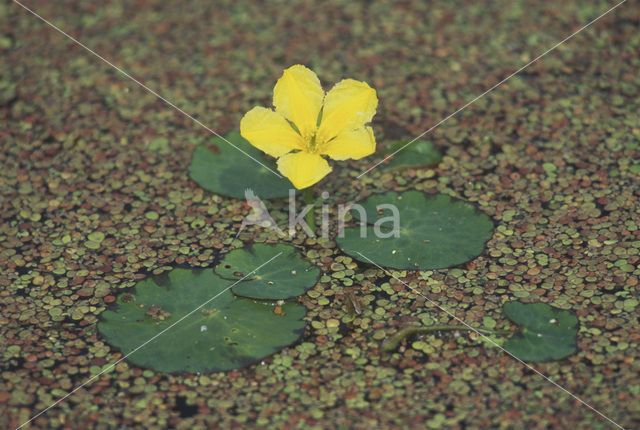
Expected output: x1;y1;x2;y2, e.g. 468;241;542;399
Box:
303;186;315;236
381;324;512;352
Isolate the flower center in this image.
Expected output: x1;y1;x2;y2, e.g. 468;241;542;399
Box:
304;129;320;153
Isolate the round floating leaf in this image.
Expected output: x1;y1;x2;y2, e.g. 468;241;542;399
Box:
503;302;578;362
379;140;441;171
336;191;494;270
98;268;306;372
216;244;320;300
189;131;292;199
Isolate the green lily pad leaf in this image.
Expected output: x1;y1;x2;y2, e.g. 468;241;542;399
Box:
188;131;291;199
503;302;578;362
98;268;306;373
336;191;494;270
378;140;441;171
216;244;320;300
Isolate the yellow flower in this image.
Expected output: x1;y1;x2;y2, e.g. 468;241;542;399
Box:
240;65;378;189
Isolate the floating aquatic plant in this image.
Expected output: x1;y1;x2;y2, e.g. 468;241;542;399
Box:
382;301;579;363
216;243;320;300
99;268;307;372
336;191;494;270
179;64;586;376
502;301;579;361
378;139;441;171
188;131;290;199
240;64;378;190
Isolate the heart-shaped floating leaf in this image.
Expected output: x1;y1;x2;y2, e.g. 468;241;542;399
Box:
189;131;292;199
216;244;320;300
336;191;494;270
502;302;578;362
98;268;306;372
378;140;441;171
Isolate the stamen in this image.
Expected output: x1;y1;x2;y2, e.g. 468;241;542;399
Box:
310;133;317;151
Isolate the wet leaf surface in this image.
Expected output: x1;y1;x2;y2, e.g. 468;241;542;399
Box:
99;269;306;372
503;301;579;362
216;243;320;300
378;139;441;171
336;191;494;269
189;131;292;199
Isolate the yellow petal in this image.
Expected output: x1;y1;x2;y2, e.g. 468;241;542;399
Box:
317;79;377;143
277;152;332;189
273;65;324;140
240;107;305;158
319;127;376;161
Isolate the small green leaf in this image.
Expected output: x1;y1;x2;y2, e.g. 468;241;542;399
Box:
336;191;494;270
216;244;320;300
188;131;292;199
503;302;579;362
98;268;306;372
87;231;105;243
378;140;441;171
147;137;171;153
